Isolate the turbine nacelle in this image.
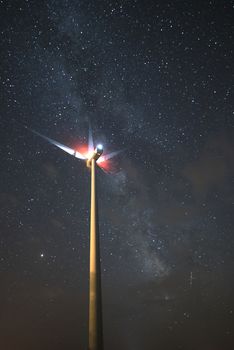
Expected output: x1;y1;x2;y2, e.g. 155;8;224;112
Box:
86;144;103;168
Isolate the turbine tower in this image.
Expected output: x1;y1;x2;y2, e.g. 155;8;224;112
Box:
87;144;103;350
29;127;122;350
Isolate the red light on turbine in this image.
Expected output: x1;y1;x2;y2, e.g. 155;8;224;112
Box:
76;144;89;158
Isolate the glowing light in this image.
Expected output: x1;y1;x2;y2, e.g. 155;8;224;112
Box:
98;161;111;172
98;158;118;174
77;144;104;160
96;156;104;164
97;150;122;164
76;145;90;159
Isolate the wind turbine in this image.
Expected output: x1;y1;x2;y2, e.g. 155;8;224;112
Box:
30;127;122;350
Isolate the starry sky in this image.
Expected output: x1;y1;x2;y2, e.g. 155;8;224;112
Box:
0;0;234;349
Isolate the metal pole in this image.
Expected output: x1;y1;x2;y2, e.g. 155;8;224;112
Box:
88;159;103;350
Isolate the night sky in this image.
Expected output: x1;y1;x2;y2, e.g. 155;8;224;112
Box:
1;0;234;349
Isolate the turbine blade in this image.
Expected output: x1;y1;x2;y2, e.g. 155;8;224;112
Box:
97;149;124;164
97;162;121;175
74;150;86;160
88;122;94;153
30;129;86;159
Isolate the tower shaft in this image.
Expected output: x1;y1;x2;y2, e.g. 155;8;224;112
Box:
88;159;103;350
